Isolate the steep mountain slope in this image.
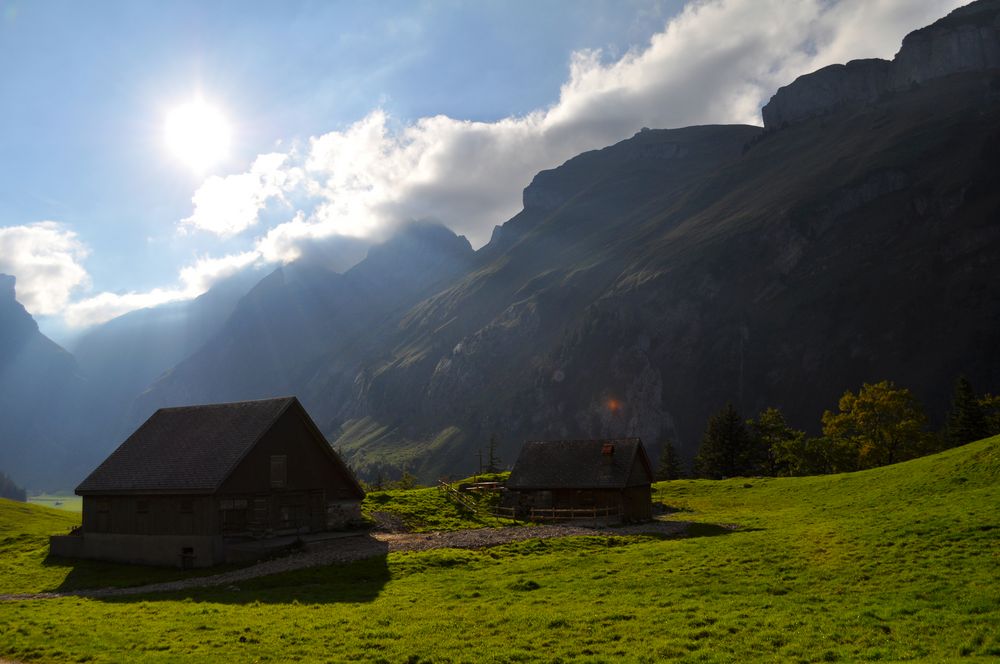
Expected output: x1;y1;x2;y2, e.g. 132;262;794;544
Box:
319;3;1000;478
68;269;262;442
44;0;1000;486
133;224;475;427
0;275;88;488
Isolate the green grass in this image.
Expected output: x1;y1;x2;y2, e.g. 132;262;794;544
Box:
0;501;243;595
27;495;81;513
1;437;998;662
363;475;518;532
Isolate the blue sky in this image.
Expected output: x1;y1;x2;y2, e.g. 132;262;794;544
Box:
0;0;962;342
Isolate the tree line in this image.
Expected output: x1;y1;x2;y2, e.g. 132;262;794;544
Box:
0;471;26;502
657;376;1000;480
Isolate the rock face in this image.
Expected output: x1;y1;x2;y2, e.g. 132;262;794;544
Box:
0;275;87;489
763;0;1000;129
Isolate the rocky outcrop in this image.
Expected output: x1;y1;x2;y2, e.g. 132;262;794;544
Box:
763;0;1000;129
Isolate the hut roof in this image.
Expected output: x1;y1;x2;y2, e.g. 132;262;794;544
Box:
505;438;652;490
76;397;359;496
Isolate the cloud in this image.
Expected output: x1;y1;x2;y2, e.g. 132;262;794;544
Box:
48;0;965;329
181;0;962;257
63;250;260;328
0;222;89;315
180;153;296;237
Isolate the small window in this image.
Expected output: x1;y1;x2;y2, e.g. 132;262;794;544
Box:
136;500;149;514
179;499;194;514
270;455;287;488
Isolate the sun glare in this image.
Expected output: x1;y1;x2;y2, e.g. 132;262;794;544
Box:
164;99;231;173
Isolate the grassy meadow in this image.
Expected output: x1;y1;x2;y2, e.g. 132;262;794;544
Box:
26;495;81;513
0;437;998;662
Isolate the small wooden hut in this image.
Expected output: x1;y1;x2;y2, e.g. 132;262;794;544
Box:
50;396;364;567
502;438;653;522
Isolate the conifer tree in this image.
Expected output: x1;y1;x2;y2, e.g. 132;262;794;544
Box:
946;376;989;447
486;434;502;474
748;407;803;476
656;440;685;480
693;403;754;479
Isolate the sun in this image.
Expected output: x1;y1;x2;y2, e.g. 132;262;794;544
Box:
164;98;232;173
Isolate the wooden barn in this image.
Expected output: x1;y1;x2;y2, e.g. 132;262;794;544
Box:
49;396;364;568
502;438;653;522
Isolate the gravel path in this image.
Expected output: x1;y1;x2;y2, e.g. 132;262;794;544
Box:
0;520;690;602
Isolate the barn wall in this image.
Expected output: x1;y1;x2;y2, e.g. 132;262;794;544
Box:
218;406;358;498
622;485;652;521
81;495;216;536
215;405;362;535
49;533;224;567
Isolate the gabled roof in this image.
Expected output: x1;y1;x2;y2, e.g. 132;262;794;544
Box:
77;397;354;495
505;438;652;490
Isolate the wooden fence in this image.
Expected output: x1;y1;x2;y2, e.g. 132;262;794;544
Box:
494;505;622;522
437;479;482;515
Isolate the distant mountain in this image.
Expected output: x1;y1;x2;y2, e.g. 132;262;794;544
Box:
5;0;998;488
69;268;263;443
0;275;87;488
132;223;475;427
323;0;1000;477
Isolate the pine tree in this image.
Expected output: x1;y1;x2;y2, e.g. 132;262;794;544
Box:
748;407;803;476
0;471;26;502
656;440;685;480
693;403;755;479
946;376;989;447
486;434;502;474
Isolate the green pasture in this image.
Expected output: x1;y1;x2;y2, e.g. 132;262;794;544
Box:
0;437;997;662
26;495;81;513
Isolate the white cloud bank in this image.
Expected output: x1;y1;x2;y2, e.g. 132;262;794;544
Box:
61;251;258;328
13;0;965;328
0;222;89;315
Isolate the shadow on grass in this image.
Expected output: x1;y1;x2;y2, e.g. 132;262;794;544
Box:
47;535;390;605
44;554;249;594
684;522;762;538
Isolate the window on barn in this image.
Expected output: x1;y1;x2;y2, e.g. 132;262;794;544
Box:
270;455;287;488
219;497;248;534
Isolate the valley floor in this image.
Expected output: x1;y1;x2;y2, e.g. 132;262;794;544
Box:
0;437;998;662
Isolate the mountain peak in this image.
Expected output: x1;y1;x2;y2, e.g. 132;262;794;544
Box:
762;0;1000;129
0;274;16;303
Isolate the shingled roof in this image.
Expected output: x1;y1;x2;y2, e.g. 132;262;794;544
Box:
77;397;312;494
505;438;652;490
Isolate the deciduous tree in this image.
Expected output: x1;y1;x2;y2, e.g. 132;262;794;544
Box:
821;380;930;469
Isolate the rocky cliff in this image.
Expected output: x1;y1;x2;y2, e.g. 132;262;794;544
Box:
0;275;88;489
762;0;1000;129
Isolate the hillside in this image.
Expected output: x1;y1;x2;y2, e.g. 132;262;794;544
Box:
0;436;996;661
0;275;88;489
108;2;1000;483
1;1;998;489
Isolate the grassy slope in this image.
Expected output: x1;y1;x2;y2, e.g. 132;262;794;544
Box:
0;501;241;595
363;475;516;532
1;438;998;662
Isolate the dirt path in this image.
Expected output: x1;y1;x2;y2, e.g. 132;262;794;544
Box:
0;520;689;602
